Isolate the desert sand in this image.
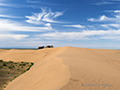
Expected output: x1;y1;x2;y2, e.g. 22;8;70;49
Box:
0;46;120;90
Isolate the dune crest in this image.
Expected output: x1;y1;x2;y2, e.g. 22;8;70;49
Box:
2;47;71;90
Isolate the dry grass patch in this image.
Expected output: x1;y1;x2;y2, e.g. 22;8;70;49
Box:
0;60;34;90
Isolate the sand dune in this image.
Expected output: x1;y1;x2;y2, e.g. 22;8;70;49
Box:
0;46;120;90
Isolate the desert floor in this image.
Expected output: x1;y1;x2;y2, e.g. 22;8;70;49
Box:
0;46;120;90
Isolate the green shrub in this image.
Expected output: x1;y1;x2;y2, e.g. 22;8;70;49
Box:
0;60;3;62
3;82;6;84
8;66;13;69
8;65;14;69
31;62;34;65
26;67;30;71
0;65;3;68
9;61;14;63
19;63;26;66
14;62;18;64
13;75;19;79
25;62;29;64
14;76;17;78
19;64;23;66
3;63;7;66
22;70;26;73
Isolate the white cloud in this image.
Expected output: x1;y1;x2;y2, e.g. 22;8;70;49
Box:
63;24;85;28
25;8;64;24
88;15;109;22
100;24;120;28
109;24;120;27
114;10;120;13
88;11;120;22
111;0;120;1
44;23;51;27
0;19;52;32
0;34;29;40
53;12;64;18
26;0;39;3
101;36;120;40
0;3;13;7
94;1;113;5
38;29;120;40
100;24;110;28
0;3;9;6
0;14;22;18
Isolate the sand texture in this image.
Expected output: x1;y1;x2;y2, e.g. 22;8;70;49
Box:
0;46;120;90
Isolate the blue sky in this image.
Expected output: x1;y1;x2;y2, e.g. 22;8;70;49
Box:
0;0;120;49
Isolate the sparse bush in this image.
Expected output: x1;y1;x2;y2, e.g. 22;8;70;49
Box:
9;61;13;63
13;65;14;68
3;82;6;84
23;63;26;66
14;76;17;78
3;63;7;66
31;62;34;65
8;65;14;69
14;62;18;64
0;60;3;62
0;65;3;68
8;66;13;69
13;75;19;79
26;67;30;71
19;63;26;66
0;61;34;90
25;62;29;64
22;70;26;73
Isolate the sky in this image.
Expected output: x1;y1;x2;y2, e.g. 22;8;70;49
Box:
0;0;120;49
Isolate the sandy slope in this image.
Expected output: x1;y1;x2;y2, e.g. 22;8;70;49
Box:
0;47;120;90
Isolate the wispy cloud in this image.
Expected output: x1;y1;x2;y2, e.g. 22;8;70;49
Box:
111;0;120;1
63;24;85;29
37;29;120;40
101;36;120;40
0;14;22;18
26;0;39;4
88;15;109;22
0;19;52;32
0;3;9;6
25;8;64;25
88;10;120;22
0;3;14;7
94;0;120;5
100;24;120;28
26;0;59;6
94;1;114;5
0;34;29;40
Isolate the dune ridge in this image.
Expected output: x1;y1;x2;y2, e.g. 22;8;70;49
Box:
1;47;71;90
0;46;120;90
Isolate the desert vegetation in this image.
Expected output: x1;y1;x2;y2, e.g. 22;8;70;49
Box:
0;60;34;90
